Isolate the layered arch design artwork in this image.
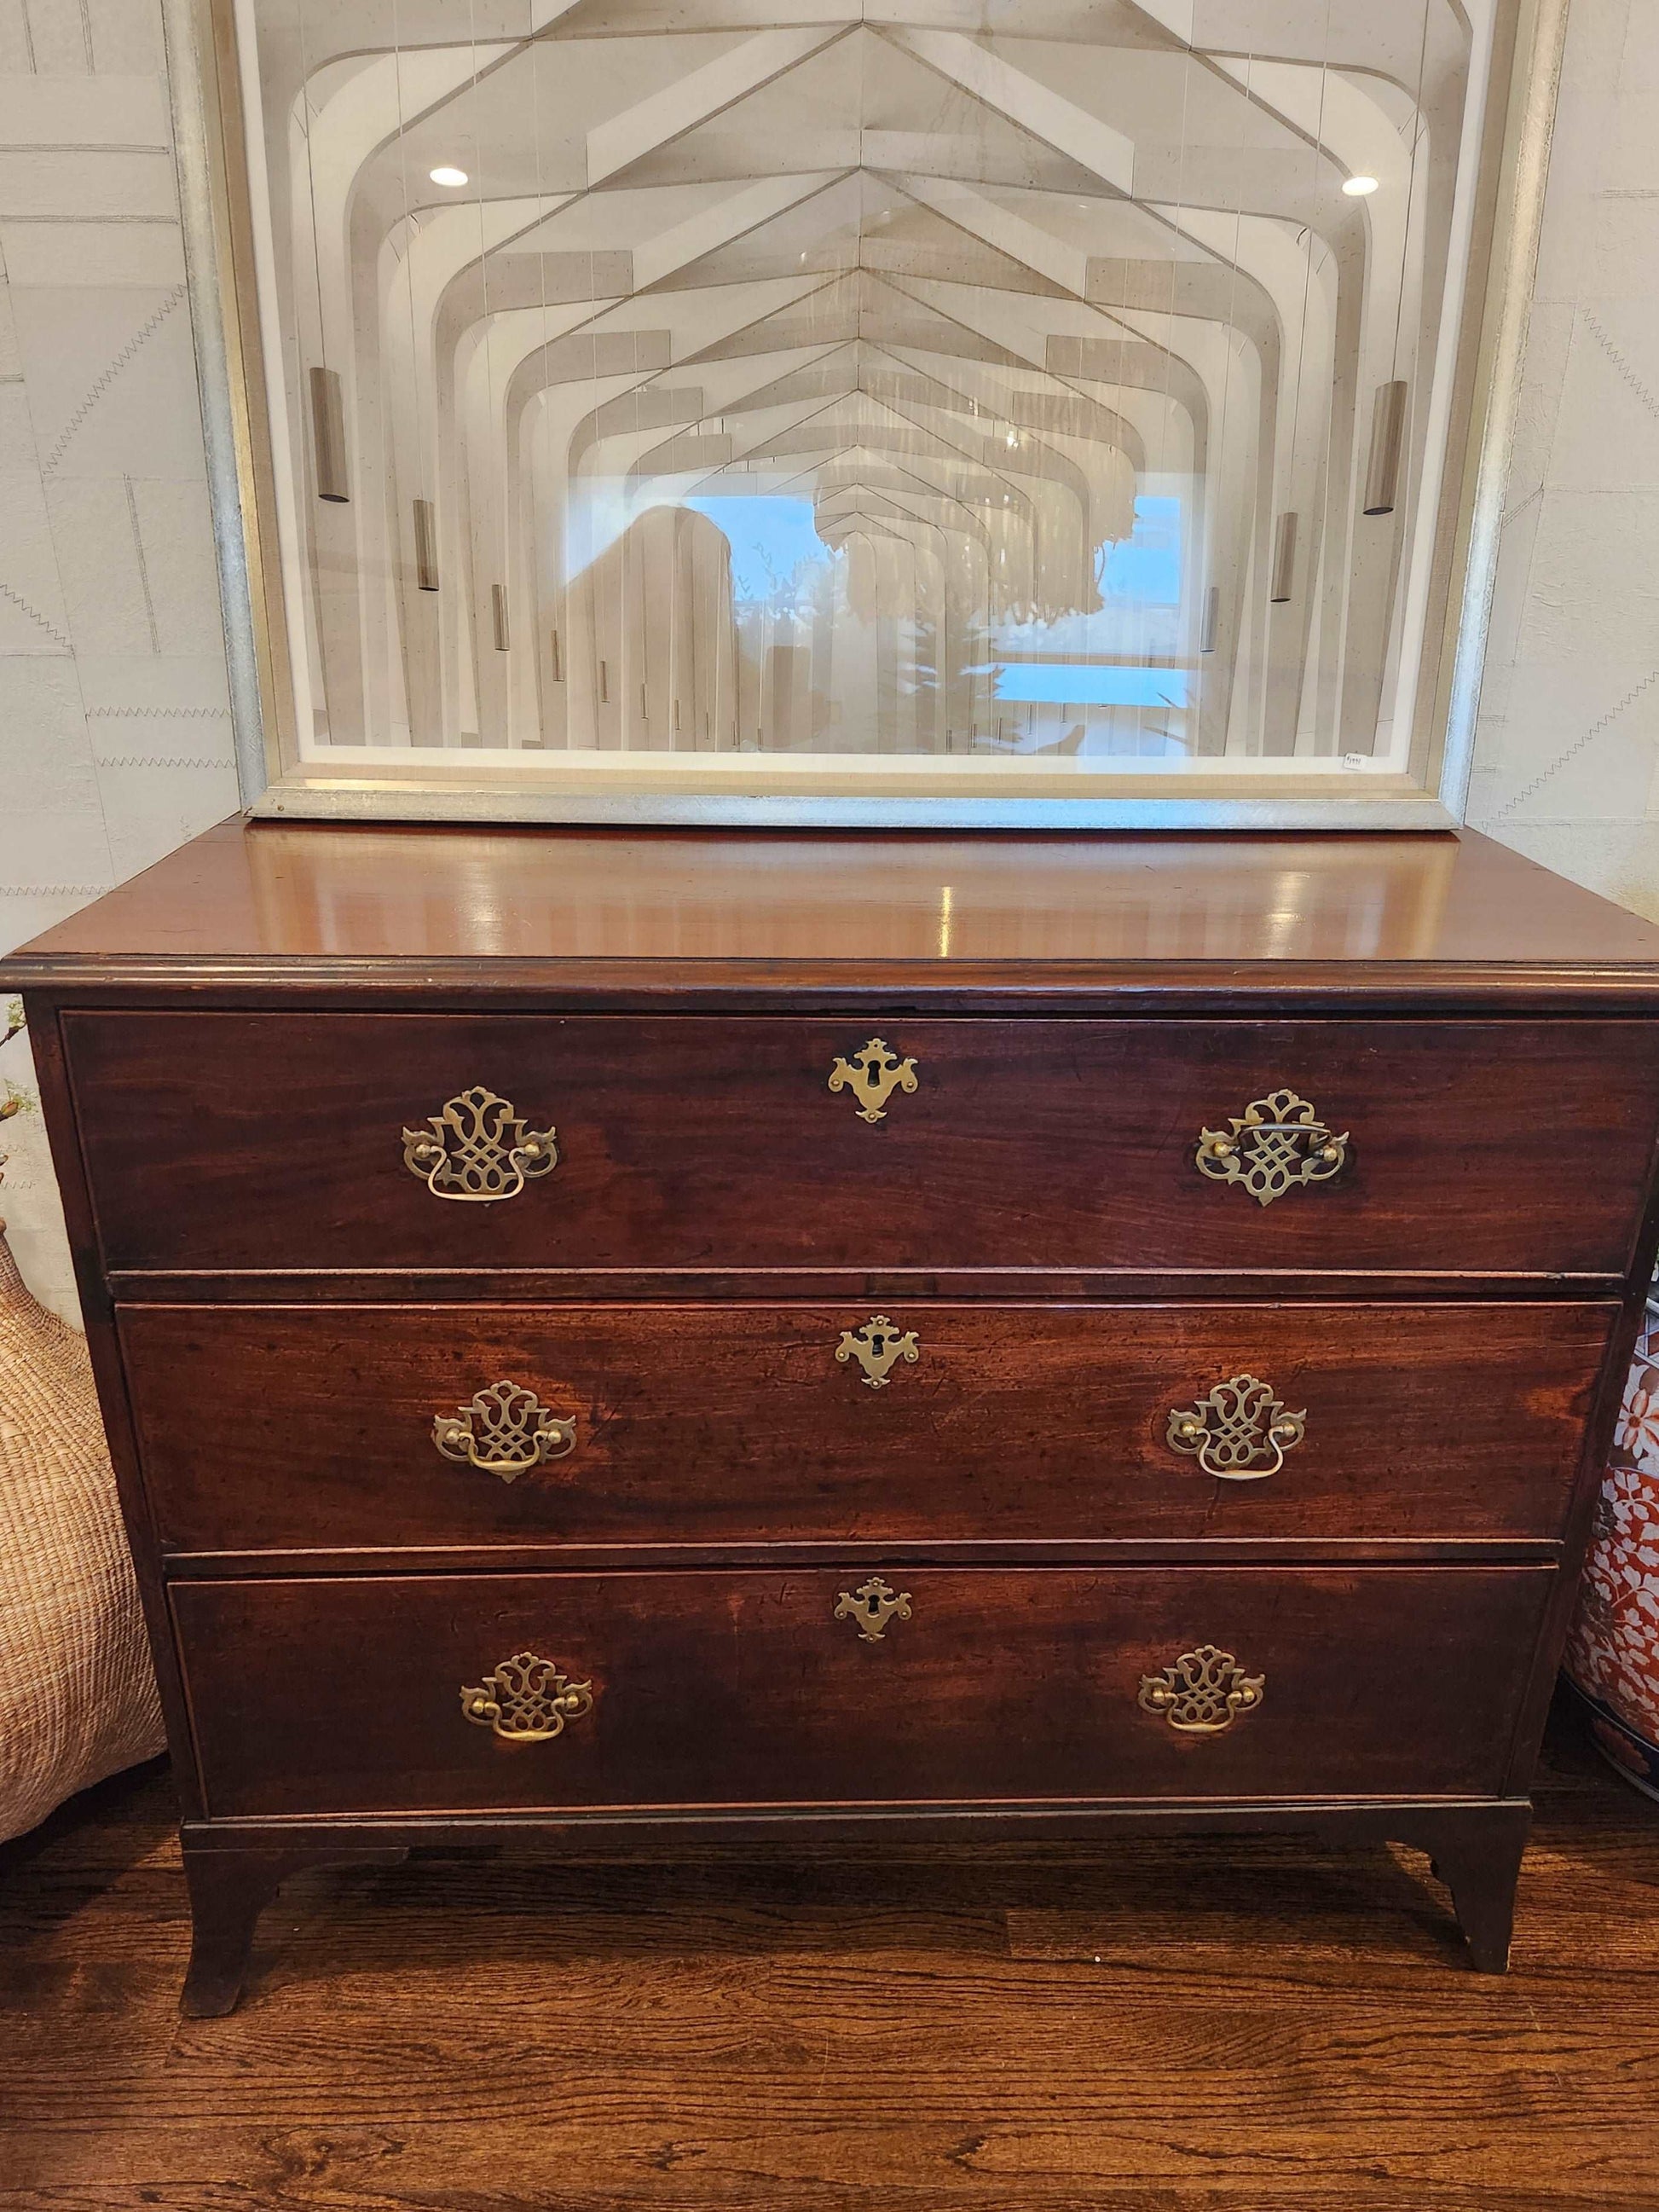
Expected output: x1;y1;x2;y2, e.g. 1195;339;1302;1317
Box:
234;0;1505;779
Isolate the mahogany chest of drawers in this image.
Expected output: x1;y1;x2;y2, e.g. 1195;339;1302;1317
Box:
9;820;1659;2012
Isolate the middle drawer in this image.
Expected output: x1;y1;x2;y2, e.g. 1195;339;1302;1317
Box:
120;1301;1614;1553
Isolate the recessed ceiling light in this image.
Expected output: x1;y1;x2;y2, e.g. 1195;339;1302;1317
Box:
429;165;469;188
1343;175;1380;197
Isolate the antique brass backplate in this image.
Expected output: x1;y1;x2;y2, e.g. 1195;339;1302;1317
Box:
433;1381;578;1482
1138;1647;1265;1734
827;1038;920;1123
835;1577;913;1642
460;1650;594;1741
1194;1088;1348;1207
1166;1374;1306;1482
402;1086;558;1201
836;1315;920;1389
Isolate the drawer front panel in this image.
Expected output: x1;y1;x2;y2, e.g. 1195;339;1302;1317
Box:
68;1012;1659;1277
171;1566;1552;1817
124;1301;1616;1552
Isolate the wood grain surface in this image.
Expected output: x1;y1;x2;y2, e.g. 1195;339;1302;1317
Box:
120;1300;1616;1554
167;1566;1552;1817
13;823;1659;2038
64;1012;1659;1278
2;1709;1655;2212
10;817;1659;979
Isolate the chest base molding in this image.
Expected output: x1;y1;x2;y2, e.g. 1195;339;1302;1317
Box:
176;1797;1533;2016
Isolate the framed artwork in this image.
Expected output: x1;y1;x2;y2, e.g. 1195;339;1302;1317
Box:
167;0;1566;826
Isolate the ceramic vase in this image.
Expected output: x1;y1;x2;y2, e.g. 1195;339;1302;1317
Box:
1565;1291;1659;1798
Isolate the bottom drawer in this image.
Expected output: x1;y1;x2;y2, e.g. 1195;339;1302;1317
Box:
173;1568;1553;1819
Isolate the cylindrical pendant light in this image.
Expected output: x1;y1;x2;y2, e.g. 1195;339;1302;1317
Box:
1270;512;1298;604
491;584;511;653
1364;379;1408;517
412;499;438;592
1199;583;1220;655
309;366;348;503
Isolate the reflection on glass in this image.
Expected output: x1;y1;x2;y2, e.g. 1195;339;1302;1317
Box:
242;0;1498;773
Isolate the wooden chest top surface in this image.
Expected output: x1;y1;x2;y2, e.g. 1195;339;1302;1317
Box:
6;820;1659;1004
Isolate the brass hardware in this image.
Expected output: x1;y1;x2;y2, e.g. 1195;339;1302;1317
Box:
1195;1088;1349;1207
835;1577;912;1642
836;1315;920;1390
461;1651;594;1742
1138;1647;1264;1735
433;1381;576;1483
1166;1374;1306;1482
492;583;511;652
827;1037;919;1124
402;1086;558;1202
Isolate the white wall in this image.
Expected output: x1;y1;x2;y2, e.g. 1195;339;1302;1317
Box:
0;0;240;1320
1;0;1657;1324
1467;0;1659;909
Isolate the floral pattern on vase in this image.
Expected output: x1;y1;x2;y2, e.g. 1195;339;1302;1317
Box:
1564;1292;1659;1798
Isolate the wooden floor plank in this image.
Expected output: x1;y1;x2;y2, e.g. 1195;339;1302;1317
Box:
2;1714;1656;2210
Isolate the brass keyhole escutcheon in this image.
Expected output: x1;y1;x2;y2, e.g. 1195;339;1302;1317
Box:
827;1038;919;1124
835;1578;912;1642
836;1315;920;1389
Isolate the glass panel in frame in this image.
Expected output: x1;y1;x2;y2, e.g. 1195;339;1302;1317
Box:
188;0;1556;823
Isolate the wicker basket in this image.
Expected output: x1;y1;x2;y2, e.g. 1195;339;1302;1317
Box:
0;1219;164;1843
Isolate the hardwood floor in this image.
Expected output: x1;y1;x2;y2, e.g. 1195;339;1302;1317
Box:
2;1704;1655;2212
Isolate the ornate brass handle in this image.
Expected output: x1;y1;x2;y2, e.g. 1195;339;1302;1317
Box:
461;1650;593;1741
1139;1646;1264;1734
835;1577;912;1642
1194;1087;1348;1207
402;1086;558;1201
828;1037;919;1124
1165;1373;1306;1481
836;1315;920;1389
432;1381;577;1483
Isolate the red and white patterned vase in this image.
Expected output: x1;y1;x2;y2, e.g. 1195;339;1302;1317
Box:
1564;1291;1659;1798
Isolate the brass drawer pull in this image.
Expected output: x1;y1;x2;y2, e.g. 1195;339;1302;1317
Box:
433;1381;577;1482
1139;1646;1264;1734
1166;1373;1305;1481
402;1086;558;1201
836;1314;919;1389
835;1577;912;1642
1195;1087;1348;1207
828;1037;918;1123
461;1650;593;1741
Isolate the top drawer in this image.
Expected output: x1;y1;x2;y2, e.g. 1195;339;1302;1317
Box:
63;1011;1659;1279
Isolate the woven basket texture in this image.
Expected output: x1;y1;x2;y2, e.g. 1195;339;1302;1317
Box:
0;1227;163;1843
